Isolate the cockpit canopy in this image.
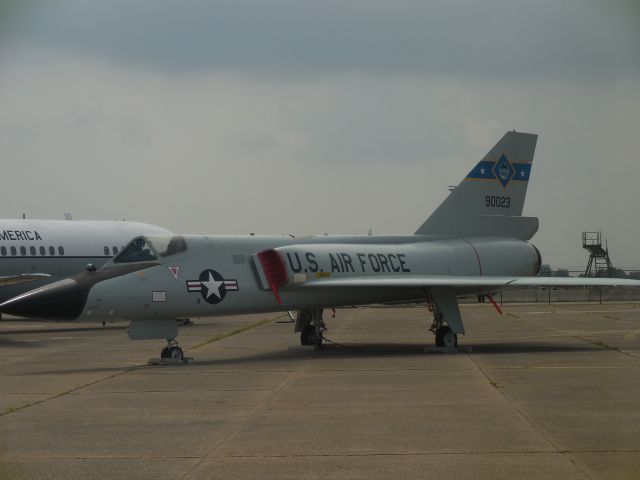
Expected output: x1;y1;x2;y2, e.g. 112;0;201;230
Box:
113;235;187;263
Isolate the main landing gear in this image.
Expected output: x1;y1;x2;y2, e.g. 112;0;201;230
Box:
426;289;464;349
435;325;457;348
160;339;184;360
295;308;326;348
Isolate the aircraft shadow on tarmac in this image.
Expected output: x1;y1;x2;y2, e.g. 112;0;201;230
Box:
0;338;44;348
189;341;603;368
5;340;605;375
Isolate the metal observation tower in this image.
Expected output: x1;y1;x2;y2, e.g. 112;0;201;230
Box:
582;231;615;278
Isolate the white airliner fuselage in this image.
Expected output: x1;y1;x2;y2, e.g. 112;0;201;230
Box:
0;219;171;303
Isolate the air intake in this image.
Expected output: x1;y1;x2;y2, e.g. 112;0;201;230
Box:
257;249;288;304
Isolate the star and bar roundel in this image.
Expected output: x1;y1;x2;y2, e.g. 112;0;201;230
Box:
186;269;239;304
465;154;531;188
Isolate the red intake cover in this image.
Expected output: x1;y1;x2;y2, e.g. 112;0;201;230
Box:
257;249;288;304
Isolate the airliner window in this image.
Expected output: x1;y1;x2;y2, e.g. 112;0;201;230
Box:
39;246;45;255
58;246;64;256
113;246;118;255
30;246;36;256
146;235;188;258
104;246;109;255
113;237;157;263
1;246;6;256
20;246;26;256
49;246;55;256
10;246;16;256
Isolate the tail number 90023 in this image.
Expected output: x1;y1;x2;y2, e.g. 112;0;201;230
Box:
485;195;511;208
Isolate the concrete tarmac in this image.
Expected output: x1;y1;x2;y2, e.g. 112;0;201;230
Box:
1;303;639;479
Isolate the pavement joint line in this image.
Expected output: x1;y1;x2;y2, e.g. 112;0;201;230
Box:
482;308;638;477
483;366;639;370
519;315;637;349
178;359;308;479
214;449;640;458
521;318;629;345
0;367;136;417
186;314;286;352
467;332;622;341
2;305;638;476
7;449;640;461
308;368;476;372
83;388;275;394
125;370;297;377
572;335;639;361
0;392;55;395
465;354;592;480
519;309;640;315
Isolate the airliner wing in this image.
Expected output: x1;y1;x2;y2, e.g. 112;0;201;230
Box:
294;275;640;289
0;273;51;287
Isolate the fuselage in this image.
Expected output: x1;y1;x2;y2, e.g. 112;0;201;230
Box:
0;219;171;303
3;233;540;323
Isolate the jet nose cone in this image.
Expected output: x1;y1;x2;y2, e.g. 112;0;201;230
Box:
0;278;86;320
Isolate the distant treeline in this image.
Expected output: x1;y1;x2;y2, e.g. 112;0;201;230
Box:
539;264;640;279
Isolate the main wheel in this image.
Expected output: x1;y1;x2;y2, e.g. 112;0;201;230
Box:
300;325;314;346
435;326;457;348
442;329;457;348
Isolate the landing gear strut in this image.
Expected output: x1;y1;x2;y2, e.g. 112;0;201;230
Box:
160;339;184;360
295;308;326;348
426;290;459;349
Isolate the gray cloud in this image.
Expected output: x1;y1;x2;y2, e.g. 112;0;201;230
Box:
0;1;638;270
0;55;638;268
6;0;639;79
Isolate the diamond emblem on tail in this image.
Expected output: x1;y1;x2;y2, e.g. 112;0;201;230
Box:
492;154;515;188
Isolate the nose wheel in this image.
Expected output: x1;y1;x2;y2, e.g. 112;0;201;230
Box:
160;339;184;360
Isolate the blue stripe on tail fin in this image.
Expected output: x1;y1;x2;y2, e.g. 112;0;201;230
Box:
415;131;538;239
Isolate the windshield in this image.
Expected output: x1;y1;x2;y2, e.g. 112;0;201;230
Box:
113;235;188;263
146;235;188;257
113;235;187;263
113;236;157;263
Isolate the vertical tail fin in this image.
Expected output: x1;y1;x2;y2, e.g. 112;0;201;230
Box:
415;131;539;239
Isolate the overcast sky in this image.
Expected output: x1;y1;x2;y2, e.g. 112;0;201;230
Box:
0;0;638;269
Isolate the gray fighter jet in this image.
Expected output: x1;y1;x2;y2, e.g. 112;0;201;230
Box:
3;131;638;360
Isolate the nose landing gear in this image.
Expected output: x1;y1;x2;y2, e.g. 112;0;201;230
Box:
160;339;184;360
149;338;192;364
